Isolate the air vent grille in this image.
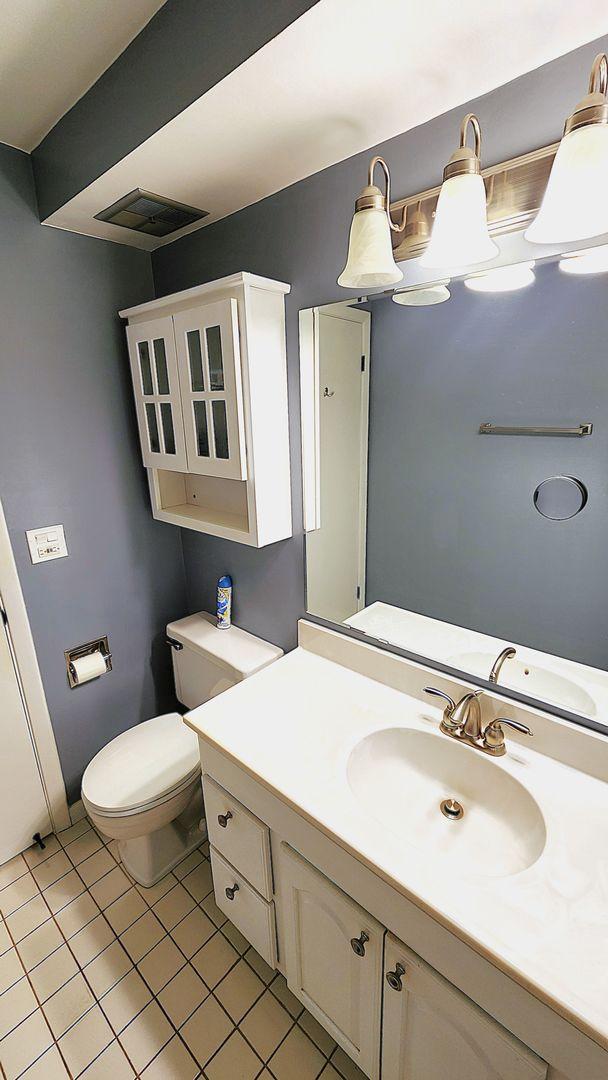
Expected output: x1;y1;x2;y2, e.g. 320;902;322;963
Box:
95;189;209;237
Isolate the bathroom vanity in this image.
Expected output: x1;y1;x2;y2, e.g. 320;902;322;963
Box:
185;621;608;1080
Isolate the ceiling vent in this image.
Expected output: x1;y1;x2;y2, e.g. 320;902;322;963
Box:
95;189;209;237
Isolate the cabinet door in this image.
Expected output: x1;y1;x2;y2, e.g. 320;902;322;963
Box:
279;844;383;1080
382;934;547;1080
173;300;247;480
126;316;188;471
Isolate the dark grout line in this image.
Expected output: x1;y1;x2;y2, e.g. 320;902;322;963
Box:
2;827;346;1080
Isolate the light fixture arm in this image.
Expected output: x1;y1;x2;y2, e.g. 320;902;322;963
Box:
588;53;608;96
460;113;482;157
362;156;407;233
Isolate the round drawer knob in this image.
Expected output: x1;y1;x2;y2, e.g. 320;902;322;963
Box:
225;883;239;901
386;963;406;992
350;931;369;957
218;811;233;828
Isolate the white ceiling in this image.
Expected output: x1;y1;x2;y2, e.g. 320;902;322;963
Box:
0;0;166;150
44;0;608;248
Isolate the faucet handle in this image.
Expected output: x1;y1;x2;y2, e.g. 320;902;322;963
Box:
423;687;462;731
423;687;456;711
483;717;533;753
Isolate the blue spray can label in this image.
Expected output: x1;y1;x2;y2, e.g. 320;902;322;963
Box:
217;575;232;629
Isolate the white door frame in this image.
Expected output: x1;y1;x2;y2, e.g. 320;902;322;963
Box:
0;500;69;833
300;303;370;610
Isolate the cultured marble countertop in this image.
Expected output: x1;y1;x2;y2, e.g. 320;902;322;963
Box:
185;644;608;1050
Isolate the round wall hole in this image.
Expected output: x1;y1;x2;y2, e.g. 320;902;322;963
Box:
533;476;587;520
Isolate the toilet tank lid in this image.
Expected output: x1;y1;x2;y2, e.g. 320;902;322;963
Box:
166;612;283;679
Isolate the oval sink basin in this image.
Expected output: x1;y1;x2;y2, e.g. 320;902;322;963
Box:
446;651;596;717
347;728;546;878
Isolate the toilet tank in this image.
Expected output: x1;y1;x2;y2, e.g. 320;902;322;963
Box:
166;611;283;710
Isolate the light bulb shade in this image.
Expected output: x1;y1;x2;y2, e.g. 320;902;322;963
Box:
464;262;535;293
421;171;496;268
392;283;450;306
559;243;608;274
525;124;608;244
420;173;498;269
338;207;403;288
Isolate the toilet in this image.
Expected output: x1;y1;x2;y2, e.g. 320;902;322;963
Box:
81;612;283;886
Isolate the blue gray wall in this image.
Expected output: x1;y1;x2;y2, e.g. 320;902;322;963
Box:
0;143;186;802
152;34;608;654
364;267;608;669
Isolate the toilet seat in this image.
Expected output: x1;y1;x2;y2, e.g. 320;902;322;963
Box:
81;713;200;818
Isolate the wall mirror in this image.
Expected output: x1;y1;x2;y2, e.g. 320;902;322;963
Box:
300;248;608;731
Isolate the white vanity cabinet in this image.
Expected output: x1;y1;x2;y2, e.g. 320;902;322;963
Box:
382;934;547;1080
280;843;384;1080
120;272;292;546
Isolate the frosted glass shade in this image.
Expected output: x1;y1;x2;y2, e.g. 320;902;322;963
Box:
338;208;403;288
464;262;535;293
392;284;450;306
420;173;498;269
559;243;608;274
525;125;608;244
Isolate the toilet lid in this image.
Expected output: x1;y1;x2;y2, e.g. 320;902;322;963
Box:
81;713;200;814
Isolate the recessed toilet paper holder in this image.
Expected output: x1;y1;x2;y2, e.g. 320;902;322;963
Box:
65;636;112;688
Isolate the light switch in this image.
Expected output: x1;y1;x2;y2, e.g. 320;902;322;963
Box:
26;525;68;564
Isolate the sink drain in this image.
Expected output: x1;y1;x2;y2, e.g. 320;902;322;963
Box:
440;798;464;820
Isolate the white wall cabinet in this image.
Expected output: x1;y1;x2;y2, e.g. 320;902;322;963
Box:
382;933;547;1080
280;843;384;1080
121;273;292;546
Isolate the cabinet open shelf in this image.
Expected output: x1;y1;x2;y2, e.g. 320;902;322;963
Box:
151;469;251;541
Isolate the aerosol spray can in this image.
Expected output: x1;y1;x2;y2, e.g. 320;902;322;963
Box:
217;575;232;629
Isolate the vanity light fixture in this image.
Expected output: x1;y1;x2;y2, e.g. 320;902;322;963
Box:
559;243;608;275
464;261;535;293
392;281;451;306
338;157;405;288
420;114;498;269
525;53;608;244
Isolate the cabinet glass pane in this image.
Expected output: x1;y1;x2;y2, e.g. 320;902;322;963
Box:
145;403;160;453
212;399;229;459
153;338;169;394
160;402;176;454
138;341;153;395
194;401;210;457
206;325;225;390
187;330;205;391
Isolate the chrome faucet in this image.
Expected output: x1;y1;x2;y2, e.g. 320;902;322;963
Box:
424;686;533;756
488;646;516;683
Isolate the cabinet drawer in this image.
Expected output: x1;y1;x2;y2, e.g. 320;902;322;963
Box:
204;775;273;899
210;846;278;968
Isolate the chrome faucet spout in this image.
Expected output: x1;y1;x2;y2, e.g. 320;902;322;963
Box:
489;647;516;683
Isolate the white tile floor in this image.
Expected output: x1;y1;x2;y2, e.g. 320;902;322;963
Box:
0;819;367;1079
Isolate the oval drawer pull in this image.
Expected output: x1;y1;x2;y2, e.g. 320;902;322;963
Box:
225;883;239;901
218;811;233;828
386;963;406;991
350;931;369;957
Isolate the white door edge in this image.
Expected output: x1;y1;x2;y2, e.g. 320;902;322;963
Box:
0;499;69;834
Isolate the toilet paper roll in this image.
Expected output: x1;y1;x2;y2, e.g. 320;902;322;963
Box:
70;651;107;685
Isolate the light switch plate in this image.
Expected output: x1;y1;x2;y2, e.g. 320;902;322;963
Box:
26;524;68;564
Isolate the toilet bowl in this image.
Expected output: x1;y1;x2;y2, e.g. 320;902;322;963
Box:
81;612;283;886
